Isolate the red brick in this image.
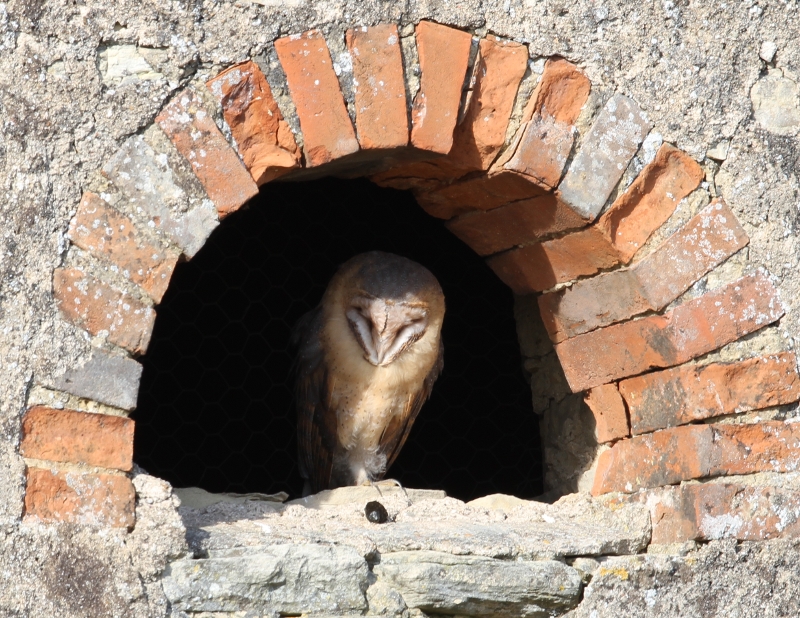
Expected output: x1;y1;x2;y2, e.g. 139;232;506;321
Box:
558;94;652;221
416;170;549;219
206;60;301;185
447;193;588;256
53;267;155;355
346;24;408;150
24;467;135;528
501;58;591;188
555;273;784;392
620;352;800;435
596;144;705;262
538;200;750;342
619;484;800;543
20;406;134;471
156;88;259;218
275;30;359;167
584;384;630;443
68;193;180;303
410;20;473;154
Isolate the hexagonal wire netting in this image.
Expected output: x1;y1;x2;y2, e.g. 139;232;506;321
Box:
134;177;542;501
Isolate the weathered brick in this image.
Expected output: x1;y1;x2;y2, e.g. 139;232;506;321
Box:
346;24;408;150
156;88;259;218
206;60;301;184
555;273;784;392
275;30;359;166
584;384;630;443
103;133;219;258
485;226;618;294
410;20;473;154
416;170;549;220
620;352;800;435
595;143;705;262
53;267;155;355
447;193;588;256
68;192;180;302
502;58;591;188
558;94;652;221
24;467;135;528
539;200;750;342
627;484;800;543
593;421;800;494
43;349;143;411
20;406;134;471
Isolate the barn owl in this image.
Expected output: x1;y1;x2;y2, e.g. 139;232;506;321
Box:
293;251;445;495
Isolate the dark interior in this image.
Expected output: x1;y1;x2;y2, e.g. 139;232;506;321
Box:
133;177;542;501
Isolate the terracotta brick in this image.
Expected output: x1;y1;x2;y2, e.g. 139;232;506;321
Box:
596;144;705;262
620;352;800;435
447;193;588;256
539;200;750;342
68;192;180;303
558;94;652;221
410;20;473;154
275;30;359;166
415;170;549;220
53;267;155;355
156;88;259;218
623;484;800;543
584;384;630;443
206;60;301;185
20;406;134;471
24;467;135;528
555;273;784;392
346;24;408;150
592;420;800;495
502;58;591;188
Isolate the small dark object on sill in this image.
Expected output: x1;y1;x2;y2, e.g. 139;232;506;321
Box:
365;500;389;524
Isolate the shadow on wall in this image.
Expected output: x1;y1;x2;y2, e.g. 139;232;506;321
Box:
133;177;543;502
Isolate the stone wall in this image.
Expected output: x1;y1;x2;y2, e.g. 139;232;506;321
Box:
1;0;800;615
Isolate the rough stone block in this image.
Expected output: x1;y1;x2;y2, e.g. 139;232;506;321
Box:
274;29;360;166
628;484;800;543
156;88;259;218
583;384;630;443
206;60;301;184
558;94;652;220
67;192;180;302
555;273;784;392
410;20;473;154
592;420;800;494
346;24;408;150
502;57;591;188
373;550;582;616
447;192;588;256
53;267;155;355
44;349;143;411
620;352;800;435
539;200;750;342
102;133;219;258
24;467;135;528
20;406;134;471
161;544;369;614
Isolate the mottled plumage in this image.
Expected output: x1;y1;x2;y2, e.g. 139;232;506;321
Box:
293;251;445;495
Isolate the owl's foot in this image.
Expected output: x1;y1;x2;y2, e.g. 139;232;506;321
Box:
369;478;411;506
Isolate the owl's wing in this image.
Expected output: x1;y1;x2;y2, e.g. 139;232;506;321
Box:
379;337;444;474
292;307;337;494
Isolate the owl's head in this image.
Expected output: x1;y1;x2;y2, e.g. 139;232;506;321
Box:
327;252;445;367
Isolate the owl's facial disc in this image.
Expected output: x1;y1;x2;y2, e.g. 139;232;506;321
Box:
346;296;428;366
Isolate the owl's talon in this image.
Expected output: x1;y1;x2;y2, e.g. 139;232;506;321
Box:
371;478;411;506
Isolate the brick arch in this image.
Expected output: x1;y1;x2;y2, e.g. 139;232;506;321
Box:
22;20;800;542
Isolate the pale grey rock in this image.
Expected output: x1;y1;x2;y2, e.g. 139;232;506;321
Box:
174;486;288;509
42;349;142;411
750;71;800;136
367;580;410;617
98;44;165;85
558;94;652;220
161;544;370;614
373;550;582;617
760;41;778;63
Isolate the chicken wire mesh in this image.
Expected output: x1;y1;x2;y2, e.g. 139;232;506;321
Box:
134;177;542;501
